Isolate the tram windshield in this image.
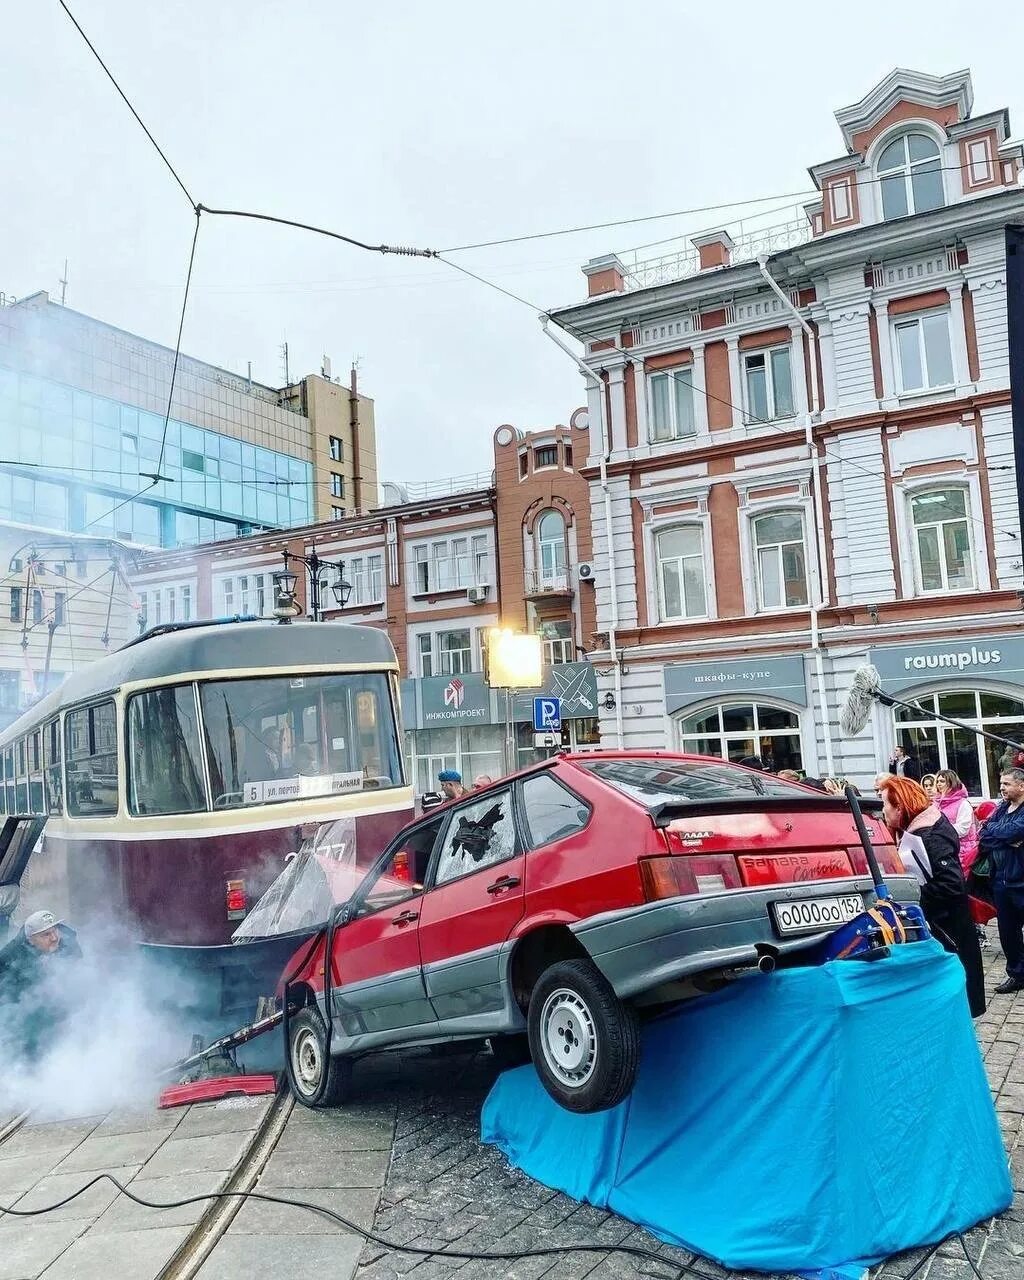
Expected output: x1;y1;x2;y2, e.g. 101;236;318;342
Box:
126;671;403;815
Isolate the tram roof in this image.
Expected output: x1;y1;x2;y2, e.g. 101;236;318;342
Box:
0;621;398;744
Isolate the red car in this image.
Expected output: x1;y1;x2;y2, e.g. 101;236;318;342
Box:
282;752;913;1113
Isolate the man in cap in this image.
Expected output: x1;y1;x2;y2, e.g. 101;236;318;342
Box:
438;769;466;801
0;910;81;997
0;910;82;1057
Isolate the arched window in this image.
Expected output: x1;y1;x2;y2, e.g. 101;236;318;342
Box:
655;526;707;621
895;689;1024;797
910;488;973;593
537;509;567;584
877;133;944;220
677;702;802;771
752;511;808;610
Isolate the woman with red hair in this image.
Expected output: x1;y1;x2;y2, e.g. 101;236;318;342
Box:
878;776;985;1016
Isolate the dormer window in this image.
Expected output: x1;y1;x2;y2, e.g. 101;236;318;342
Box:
877;133;944;220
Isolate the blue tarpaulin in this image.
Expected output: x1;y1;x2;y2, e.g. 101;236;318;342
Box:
481;940;1011;1275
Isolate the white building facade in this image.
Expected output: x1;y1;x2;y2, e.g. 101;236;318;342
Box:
550;67;1024;797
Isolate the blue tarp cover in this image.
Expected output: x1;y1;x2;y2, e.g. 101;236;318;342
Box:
481;940;1010;1275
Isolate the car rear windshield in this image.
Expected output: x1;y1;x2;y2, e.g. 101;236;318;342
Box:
580;758;810;807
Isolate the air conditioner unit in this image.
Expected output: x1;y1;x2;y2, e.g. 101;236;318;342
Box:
577;562;595;582
467;584;489;604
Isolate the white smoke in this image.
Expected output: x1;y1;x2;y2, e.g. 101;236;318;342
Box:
0;918;196;1121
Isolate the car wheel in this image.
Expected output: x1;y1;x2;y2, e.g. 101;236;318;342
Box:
527;959;639;1113
286;1006;352;1108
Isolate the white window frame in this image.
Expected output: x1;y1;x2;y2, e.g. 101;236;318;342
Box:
742;345;794;424
536;510;567;585
892;473;990;598
410;534;493;594
827;177;852;223
437;628;473;676
750;508;810;613
908;486;976;596
892;310;955;395
647;367;696;443
875;131;945;220
541;620;574;665
653;524;710;623
216;571;274;618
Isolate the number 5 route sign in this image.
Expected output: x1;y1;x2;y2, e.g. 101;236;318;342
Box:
533;697;561;732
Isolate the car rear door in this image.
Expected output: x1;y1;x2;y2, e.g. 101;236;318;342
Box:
417;786;526;1022
328;817;443;1036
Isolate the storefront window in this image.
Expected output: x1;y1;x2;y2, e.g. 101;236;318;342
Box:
406;724;503;795
676;701;802;771
895;689;1024;797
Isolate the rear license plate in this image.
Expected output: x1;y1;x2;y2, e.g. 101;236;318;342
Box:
772;894;863;936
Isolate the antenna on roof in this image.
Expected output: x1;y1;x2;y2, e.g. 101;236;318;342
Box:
58;260;69;307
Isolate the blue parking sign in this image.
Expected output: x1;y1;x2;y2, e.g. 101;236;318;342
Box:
533;697;561;732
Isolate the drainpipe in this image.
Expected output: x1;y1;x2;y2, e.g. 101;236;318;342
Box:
756;257;835;776
540;318;625;748
349;365;362;515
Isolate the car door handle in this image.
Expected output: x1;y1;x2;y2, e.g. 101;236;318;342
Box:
392;910;419;926
486;875;521;894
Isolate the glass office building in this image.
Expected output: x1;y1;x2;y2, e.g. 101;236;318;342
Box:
0;294;316;548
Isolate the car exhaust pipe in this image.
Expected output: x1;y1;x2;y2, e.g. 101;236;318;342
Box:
756;951;777;974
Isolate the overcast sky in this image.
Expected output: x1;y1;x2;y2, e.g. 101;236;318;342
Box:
4;1;1023;485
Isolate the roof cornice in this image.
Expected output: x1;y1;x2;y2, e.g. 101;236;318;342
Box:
834;68;973;151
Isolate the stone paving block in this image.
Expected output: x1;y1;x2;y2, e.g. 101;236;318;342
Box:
259;1146;390;1189
55;1128;169;1174
0;1152;65;1194
140;1130;254;1180
91;1169;230;1232
93;1107;182;1138
0;1119;99;1161
274;1118;395;1154
12;1164;141;1223
168;1095;273;1140
38;1224;193;1280
230;1183;380;1234
0;1217;93;1280
196;1232;363;1279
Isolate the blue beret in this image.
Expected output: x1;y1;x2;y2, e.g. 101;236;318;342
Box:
438;769;462;783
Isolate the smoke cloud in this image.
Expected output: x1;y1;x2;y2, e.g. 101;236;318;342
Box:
0;917;195;1121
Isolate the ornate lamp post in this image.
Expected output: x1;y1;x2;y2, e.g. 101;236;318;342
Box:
272;547;353;623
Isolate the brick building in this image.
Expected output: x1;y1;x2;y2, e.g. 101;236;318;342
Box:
129;417;600;795
548;66;1024;797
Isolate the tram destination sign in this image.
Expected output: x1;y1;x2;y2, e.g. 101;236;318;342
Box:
244;771;364;805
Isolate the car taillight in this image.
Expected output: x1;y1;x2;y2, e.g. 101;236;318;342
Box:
846;845;904;877
639;855;741;903
392;850;411;883
226;879;247;919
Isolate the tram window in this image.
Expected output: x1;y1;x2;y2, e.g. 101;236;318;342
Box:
3;749;14;815
200;673;403;809
28;730;44;815
127;686;206;816
43;719;63;815
65;701;118;816
15;739;28;815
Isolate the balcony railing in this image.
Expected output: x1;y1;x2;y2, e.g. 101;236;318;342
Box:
383;471;494;505
524;566;574;595
620;209;814;293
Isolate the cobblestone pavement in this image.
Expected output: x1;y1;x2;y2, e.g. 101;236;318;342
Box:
346;931;1024;1280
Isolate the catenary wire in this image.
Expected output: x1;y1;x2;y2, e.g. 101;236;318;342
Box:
432;254;1020;549
196;204;435;259
57;0;196;210
156;210;202;478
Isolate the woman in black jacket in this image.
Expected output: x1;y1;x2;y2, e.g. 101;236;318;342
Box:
879;775;986;1017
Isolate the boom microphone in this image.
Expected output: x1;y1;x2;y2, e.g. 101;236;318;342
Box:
839;664;883;736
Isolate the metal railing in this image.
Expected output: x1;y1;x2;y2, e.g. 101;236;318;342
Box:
383;471;494;503
524;566;574;594
621;209;814;293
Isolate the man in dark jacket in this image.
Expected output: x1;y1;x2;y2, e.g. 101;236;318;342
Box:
979;769;1024;993
887;747;922;781
0;910;82;1055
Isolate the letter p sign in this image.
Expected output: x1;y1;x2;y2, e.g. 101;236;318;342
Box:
533;697;562;733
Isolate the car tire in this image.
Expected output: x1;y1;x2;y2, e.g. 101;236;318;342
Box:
286;1006;352;1108
526;959;639;1113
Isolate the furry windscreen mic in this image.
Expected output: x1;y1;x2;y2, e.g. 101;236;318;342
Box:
840;664;882;736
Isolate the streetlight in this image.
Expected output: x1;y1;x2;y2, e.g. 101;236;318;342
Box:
273;547;353;623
